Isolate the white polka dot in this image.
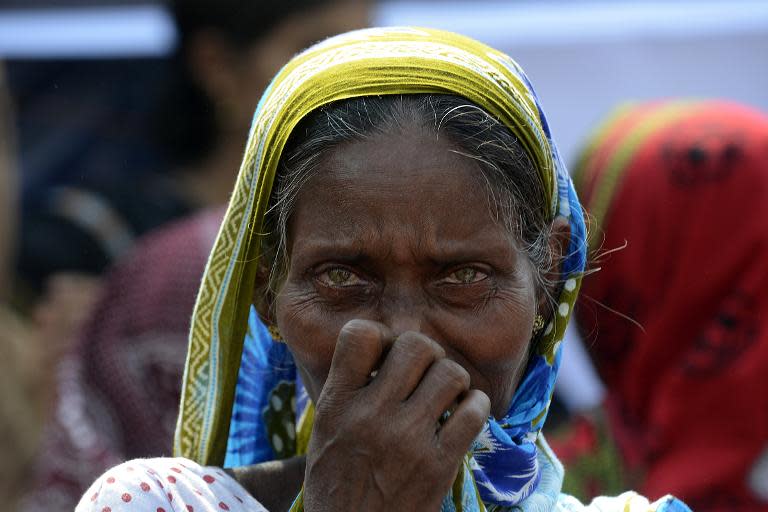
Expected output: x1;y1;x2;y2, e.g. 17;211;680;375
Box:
558;302;570;317
272;434;284;452
286;422;296;440
564;278;577;292
544;321;554;336
271;395;283;411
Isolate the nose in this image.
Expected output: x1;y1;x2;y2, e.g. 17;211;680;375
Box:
387;310;423;336
378;289;466;368
378;284;426;337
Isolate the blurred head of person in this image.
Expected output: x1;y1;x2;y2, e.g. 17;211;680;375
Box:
574;100;768;508
158;0;372;206
15;0;371;324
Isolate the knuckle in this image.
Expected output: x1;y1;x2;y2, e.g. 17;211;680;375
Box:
437;394;490;453
396;332;445;360
335;320;386;364
462;398;491;434
436;359;470;391
348;409;375;432
470;390;492;418
463;407;486;434
314;390;349;423
315;395;374;437
338;319;379;346
477;390;491;415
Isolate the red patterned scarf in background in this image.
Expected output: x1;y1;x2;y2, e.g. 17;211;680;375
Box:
575;100;768;511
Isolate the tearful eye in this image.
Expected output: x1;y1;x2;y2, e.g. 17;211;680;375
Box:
317;267;364;287
444;267;487;284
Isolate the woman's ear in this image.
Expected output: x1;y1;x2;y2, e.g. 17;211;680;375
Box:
252;261;275;326
537;216;571;316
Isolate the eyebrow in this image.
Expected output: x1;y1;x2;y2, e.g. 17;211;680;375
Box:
291;233;519;266
289;235;369;261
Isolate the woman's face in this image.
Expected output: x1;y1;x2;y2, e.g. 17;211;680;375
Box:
274;126;539;418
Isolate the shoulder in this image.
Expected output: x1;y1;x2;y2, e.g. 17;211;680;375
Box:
76;457;267;512
557;491;692;512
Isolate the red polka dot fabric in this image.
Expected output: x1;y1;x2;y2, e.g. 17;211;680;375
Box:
75;458;267;511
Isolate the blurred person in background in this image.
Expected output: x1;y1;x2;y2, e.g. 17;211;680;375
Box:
14;0;370;348
571;100;768;510
0;59;37;510
0;61;67;510
19;1;370;511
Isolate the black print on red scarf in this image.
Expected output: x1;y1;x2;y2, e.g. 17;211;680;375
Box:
662;123;745;187
683;291;758;377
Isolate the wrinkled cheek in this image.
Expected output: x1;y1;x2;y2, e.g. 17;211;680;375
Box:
488;365;528;420
478;342;531;419
276;304;338;404
483;312;536;417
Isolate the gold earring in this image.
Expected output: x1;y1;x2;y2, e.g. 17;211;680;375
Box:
268;324;283;342
532;314;545;335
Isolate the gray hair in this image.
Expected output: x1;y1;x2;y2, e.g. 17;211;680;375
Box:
255;94;557;316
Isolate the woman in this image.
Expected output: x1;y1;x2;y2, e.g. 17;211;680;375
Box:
78;28;689;511
574;100;768;510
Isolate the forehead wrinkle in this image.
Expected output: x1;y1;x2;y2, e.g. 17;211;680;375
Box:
301;220;518;268
287;126;523;265
296;182;514;263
